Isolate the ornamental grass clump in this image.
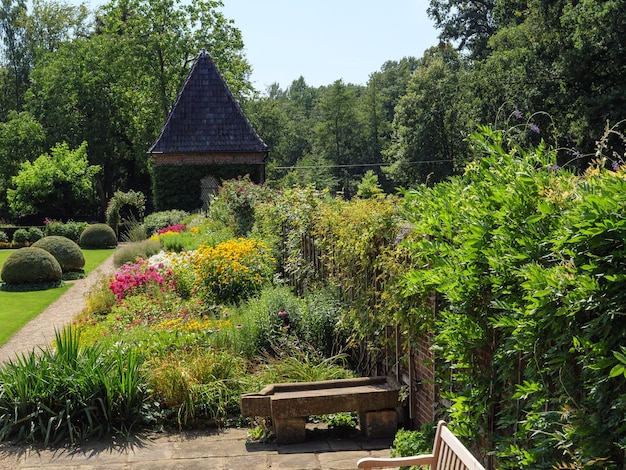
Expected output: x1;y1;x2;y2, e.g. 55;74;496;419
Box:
192;238;275;305
0;328;149;445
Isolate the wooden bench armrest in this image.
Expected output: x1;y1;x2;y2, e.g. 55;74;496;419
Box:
357;454;435;469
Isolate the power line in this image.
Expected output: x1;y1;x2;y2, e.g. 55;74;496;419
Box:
274;159;455;170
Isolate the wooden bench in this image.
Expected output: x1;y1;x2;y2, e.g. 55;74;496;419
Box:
357;420;485;469
240;376;401;444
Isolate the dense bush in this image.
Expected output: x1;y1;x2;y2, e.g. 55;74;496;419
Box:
44;219;89;242
209;176;271;236
79;223;117;249
11;228;29;244
32;236;85;272
0;247;62;286
27;227;43;242
143;210;189;236
0;230;7;243
399;126;626;468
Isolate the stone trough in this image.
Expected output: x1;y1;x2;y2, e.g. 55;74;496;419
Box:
240;376;401;444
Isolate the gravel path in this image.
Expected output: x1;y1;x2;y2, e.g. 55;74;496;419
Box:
0;253;117;364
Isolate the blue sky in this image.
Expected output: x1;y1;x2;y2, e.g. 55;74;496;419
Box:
220;0;440;91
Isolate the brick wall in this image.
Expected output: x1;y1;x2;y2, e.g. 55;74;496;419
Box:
411;333;436;427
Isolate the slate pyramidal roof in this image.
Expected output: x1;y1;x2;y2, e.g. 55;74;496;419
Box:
148;49;268;157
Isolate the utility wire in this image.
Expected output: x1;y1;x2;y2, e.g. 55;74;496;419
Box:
274;159;455;170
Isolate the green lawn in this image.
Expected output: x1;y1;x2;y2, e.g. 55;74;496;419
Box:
0;248;115;346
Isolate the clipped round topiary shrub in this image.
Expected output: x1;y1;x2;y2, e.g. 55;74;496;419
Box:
1;247;62;287
32;236;85;272
28;227;44;243
79;223;118;249
12;228;29;244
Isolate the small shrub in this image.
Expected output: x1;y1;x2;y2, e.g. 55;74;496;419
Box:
391;422;437;458
79;223;117;249
143;210;189;236
0;230;8;243
32;236;85;272
0;246;62;286
325;412;358;430
113;239;162;267
11;228;29;244
44;219;89;242
27;227;44;243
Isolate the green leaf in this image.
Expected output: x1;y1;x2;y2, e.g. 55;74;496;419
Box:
609;364;625;378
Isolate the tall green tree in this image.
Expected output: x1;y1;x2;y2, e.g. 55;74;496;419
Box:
314;80;366;195
23;0;90;65
474;0;626;159
384;44;472;187
362;57;419;191
0;110;45;217
8;141;100;220
428;0;497;58
0;0;28;115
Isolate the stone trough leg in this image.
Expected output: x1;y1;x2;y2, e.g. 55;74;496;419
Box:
274;416;307;444
359;409;398;439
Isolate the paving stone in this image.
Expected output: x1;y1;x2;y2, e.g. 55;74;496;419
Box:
223;454;272;470
318;450;371;470
131;458;219;470
268;452;322;469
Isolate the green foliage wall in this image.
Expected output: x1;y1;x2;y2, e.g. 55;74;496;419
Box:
400;125;626;468
151;164;264;212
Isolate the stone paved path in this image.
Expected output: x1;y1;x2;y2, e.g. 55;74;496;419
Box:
0;427;393;469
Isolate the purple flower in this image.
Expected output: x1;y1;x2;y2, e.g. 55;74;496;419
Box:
529;123;540;133
612;161;620;172
513;108;522;119
278;310;288;317
549;164;560;172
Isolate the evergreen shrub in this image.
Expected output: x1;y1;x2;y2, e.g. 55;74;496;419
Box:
44;219;89;242
27;227;44;242
32;236;85;272
0;247;62;286
143;210;189;236
11;228;29;244
79;223;117;249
